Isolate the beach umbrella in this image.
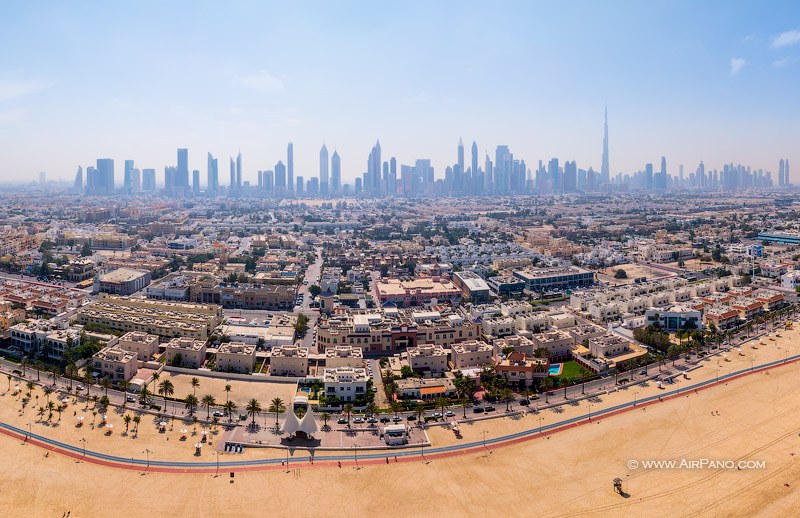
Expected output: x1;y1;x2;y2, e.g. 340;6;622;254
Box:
77;415;84;422
106;424;113;430
180;428;188;434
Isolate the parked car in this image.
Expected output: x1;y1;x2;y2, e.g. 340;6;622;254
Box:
352;417;364;424
213;411;225;418
473;406;485;413
126;395;136;403
406;414;417;421
367;417;378;424
379;417;391;423
484;405;496;412
337;418;348;424
445;410;455;417
392;415;402;422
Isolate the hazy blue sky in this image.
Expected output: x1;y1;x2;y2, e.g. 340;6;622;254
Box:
1;1;799;184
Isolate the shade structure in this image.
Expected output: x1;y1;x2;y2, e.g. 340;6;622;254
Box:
280;409;301;435
298;408;319;436
180;428;188;434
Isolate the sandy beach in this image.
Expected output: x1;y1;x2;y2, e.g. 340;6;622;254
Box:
1;325;799;517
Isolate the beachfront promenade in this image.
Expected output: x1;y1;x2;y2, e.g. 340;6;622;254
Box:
2;344;797;474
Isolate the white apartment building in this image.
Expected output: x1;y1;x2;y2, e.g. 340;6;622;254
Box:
215;342;256;373
450;340;493;369
117;331;160;361
270;344;309;377
406;344;449;375
323;367;369;403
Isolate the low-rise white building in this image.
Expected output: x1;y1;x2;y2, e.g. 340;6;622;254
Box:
92;346;138;383
323;367;369;402
117;331;160;361
270;344;309;377
215;342;256;373
325;345;364;369
406;343;449;375
163;337;207;368
450;340;493;369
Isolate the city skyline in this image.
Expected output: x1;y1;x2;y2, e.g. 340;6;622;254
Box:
1;1;800;183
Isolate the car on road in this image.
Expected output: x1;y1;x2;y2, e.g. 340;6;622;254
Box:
392;415;402;423
213;411;225;418
76;385;85;392
432;412;443;419
352;417;364;424
519;399;530;406
484;405;496;412
473;406;485;413
337;418;348;424
367;417;378;424
406;414;416;421
379;417;391;423
126;395;136;403
638;369;647;376
445;410;455;417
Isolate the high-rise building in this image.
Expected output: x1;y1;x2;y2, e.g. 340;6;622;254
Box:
287;142;294;192
563;161;577;192
229;158;236;190
207;153;218;194
296;175;304;194
88;158;115;195
457;138;465;172
779;159;785;187
130;168;141;193
236;151;242;189
495;146;511;194
177;148;188;188
656;156;668;190
389;156;397;196
74;166;83;192
645;163;654;190
275;161;287;193
368;140;381;192
320;144;329;196
786;159;791;186
471;141;478;179
39;171;46;184
192;170;200;194
123;160;134;193
142;169;156;191
484;154;493;192
601;105;609;183
331;150;341;195
548;158;560;191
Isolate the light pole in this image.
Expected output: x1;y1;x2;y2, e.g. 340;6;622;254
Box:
588;403;592;422
27;422;32;439
633;391;639;406
538;416;543;435
353;444;358;467
482;429;489;449
144;449;152;470
215;450;220;476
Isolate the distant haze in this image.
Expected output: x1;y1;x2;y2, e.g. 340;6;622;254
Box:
0;1;798;183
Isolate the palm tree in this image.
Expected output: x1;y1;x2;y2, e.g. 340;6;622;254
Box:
321;412;330;430
56;404;64;423
119;379;131;409
224;383;232;405
139;384;152;405
83;370;93;398
246;398;262;428
435;397;448;418
342;403;354;424
268;397;285;426
184;394;199;416
223;400;237;421
50;365;60;384
157;379;174;414
123;414;132;433
33;361;43;381
365;402;379;416
43;386;53;403
6;373;12;391
501;388;514;412
100;376;111;397
132;414;141;434
190;377;200;396
20;357;28;377
389;400;402;418
201;394;216;419
66;363;78;390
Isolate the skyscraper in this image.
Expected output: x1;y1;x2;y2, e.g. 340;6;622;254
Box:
229;157;236;190
123;160;134;194
275;161;287;193
601;105;610;182
192;170;200;194
177;148;188;188
97;158;115;195
471;141;478;178
142;169;156;191
779;159;785;187
207;152;218;194
74;166;83;192
319;144;329;195
235;151;242;189
331;150;341;195
457;138;464;172
645;163;654;190
287;142;294;192
368;140;381;192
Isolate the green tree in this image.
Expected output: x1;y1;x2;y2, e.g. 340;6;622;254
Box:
223;400;237;421
184;393;199;416
308;284;322;297
80;243;92;257
247;398;263;428
201;394;216;419
158;379;174;414
190;377;199;395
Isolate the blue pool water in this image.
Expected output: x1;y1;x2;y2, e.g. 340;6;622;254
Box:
548;364;562;376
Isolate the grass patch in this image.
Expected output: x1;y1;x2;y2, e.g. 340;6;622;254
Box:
555;360;589;380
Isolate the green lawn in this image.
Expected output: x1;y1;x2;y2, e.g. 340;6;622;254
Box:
554;360;588;380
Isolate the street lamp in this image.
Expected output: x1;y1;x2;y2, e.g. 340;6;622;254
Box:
27;422;32;439
588;403;592;422
353;444;358;467
633;391;639;406
80;437;86;458
482;429;489;449
144;449;152;470
215;450;220;476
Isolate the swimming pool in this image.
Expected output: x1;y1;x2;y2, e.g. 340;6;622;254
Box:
548;364;563;376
